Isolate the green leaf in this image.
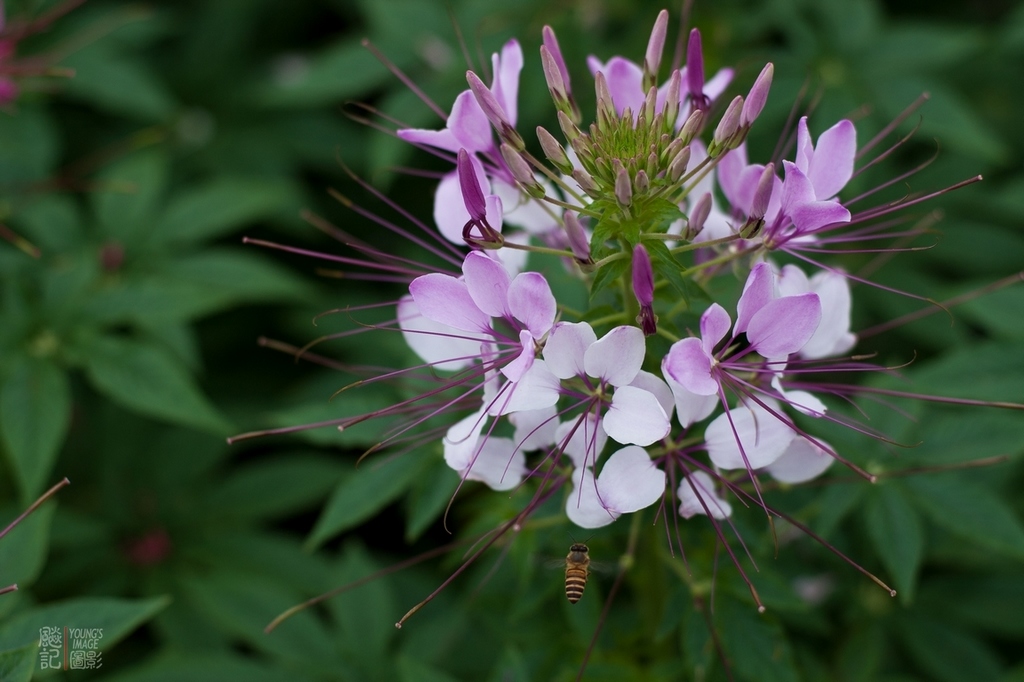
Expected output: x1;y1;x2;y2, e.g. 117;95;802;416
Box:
206;454;344;520
0;104;58;183
917;574;1024;638
307;453;429;548
397;656;460;682
716;597;799;682
0;642;38;682
863;482;924;601
906;474;1024;561
404;460;459;542
645;238;708;304
92;150;169;243
177;571;338;673
898;616;1003;682
150;178;299;246
103;652;316;682
0;596;169;652
0;359;71;498
0;502;55;590
62;42;176;120
589;257;629;300
9;195;84;253
329;543;397;670
837;623;886;682
83;335;230;434
256;37;395;108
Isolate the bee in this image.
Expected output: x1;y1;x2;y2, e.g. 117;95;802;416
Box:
564;542;591;604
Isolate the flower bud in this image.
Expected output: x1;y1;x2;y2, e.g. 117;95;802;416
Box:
678;109;703;144
557;110;583;146
685;192;712;240
668;145;691;183
564;210;593;266
595;71;617;132
542;26;581;123
709;95;743;157
466;70;525;151
686;29;705;104
634;169;650;195
537;126;573;174
740;162;774;239
643;10;669;91
632;244;657;335
457;149;487;221
500;143;546;199
571;167;599;196
741;63;773;128
614;161;633;207
662;70;681;132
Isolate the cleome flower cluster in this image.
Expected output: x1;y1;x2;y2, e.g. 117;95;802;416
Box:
393;10;876;531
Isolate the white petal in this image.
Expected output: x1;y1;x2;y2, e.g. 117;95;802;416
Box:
767;436;834;484
543;321;596;379
566;466;618;529
629;370;675;421
603;386;670;446
705;401;795;470
510;405;560;452
457;436;526;491
443;409;487;472
663;372;718;428
597;446;665;514
801;269;854;360
678;470;732;519
584;325;645;386
556;413;607;469
488;359;560;415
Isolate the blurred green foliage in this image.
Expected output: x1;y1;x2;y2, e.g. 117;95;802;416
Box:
0;0;1022;680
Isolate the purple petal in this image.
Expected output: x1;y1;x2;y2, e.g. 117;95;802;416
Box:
491;40;523;126
597;446;665;514
766;436;834;484
807;119;856;199
410;273;492;333
397;126;459;153
397;295;478;371
779;161;817;216
584;325;645;386
790;200;851;235
543;321;596;379
604;386;670;446
794;116;813;172
678;470;732;519
705;401;795;469
508;271;556;337
462;251;511;318
447;90;493;152
663;337;717;396
747;293;821;359
699;303;732;354
735;262;774;335
499;330;536;382
703;67;734;101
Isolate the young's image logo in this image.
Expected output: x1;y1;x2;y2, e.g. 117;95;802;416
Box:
38;626;103;670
